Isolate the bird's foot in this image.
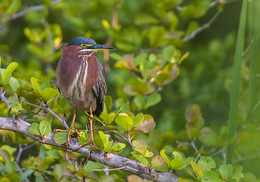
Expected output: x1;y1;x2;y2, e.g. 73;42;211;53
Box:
76;140;96;150
55;128;80;143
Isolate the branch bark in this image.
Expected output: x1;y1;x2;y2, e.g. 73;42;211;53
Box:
0;116;178;182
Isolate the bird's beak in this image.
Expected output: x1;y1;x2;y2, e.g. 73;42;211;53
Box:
80;44;115;52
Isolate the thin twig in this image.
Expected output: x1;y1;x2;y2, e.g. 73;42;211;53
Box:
0;88;10;106
15;162;30;182
22;100;69;129
182;9;223;42
191;139;202;162
5;0;62;22
110;131;134;150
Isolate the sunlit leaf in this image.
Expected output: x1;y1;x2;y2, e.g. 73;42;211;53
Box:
39;120;51;136
3;62;18;84
41;88;59;101
132;139;148;153
191;161;203;178
115;114;134;131
53;131;68;144
170;159;185;170
131;150;149;166
0;145;16;156
28;123;40;136
160;149;170;167
133;113;144;127
151;155;164;168
111;143;126;151
30;77;41;94
8;77;20;91
219;164;233;180
135;114;156;133
201;171;219;182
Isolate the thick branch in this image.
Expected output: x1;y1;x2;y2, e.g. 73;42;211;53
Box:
0;117;178;182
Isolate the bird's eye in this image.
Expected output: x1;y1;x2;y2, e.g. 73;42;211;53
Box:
81;43;87;48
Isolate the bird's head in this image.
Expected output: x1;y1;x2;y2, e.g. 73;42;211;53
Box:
66;37;115;53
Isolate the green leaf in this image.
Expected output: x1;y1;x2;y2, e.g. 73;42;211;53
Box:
100;113;115;125
84;161;103;171
5;161;17;173
115;114;134;131
53;131;68;144
3;62;18;84
20;170;34;181
0;149;10;162
160;149;170;167
104;95;113;113
219;164;233;180
135;14;159;25
134;95;144;110
201;171;219;182
0;145;16;156
148;26;165;48
172;151;184;160
143;149;153;158
131;150;149;166
133;113;144;127
28;123;40;136
191;161;203;178
8;77;20;91
198;156;216;171
41;88;59;101
39;120;51;136
145;93;161;109
78;130;90;145
155;72;172;86
170;159;185;170
99;125;120;131
31;77;41;94
151;155;165;168
40;157;55;170
134;53;147;66
99;131;108;148
134;114;156;133
163;45;176;61
54;164;64;180
111;143;126;151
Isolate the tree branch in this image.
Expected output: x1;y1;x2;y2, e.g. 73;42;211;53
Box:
0;116;178;182
5;0;62;22
182;9;223;42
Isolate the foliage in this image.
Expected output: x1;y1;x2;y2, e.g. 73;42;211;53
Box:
0;0;259;181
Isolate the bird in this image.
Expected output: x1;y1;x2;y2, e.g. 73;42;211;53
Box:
56;37;115;146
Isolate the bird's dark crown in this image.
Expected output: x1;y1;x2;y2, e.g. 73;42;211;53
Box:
67;37;96;46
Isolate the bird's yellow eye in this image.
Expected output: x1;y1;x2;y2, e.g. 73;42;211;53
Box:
81;43;92;48
81;43;87;48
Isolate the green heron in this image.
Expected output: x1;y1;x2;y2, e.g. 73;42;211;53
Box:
56;37;114;145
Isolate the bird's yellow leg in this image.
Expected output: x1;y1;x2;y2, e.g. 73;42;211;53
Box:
89;107;96;147
67;109;80;142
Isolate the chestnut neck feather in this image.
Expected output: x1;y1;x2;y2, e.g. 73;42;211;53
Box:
58;45;99;93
